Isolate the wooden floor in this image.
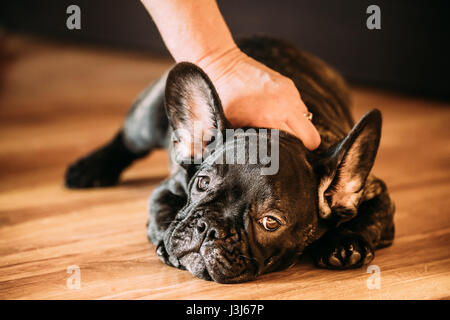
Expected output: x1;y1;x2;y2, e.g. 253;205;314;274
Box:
0;35;449;300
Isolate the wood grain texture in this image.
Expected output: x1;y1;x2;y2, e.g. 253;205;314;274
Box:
0;35;449;300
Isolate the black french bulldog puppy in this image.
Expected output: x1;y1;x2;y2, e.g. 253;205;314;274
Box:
65;36;395;283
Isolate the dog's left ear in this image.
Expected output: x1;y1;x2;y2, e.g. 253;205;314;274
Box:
316;109;382;223
165;62;230;164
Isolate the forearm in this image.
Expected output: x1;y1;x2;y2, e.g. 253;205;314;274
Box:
141;0;238;67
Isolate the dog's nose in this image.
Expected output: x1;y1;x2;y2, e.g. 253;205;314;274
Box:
196;218;220;242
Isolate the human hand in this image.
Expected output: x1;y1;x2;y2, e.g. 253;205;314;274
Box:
198;47;321;150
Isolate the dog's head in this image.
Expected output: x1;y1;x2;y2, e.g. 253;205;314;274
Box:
162;62;382;283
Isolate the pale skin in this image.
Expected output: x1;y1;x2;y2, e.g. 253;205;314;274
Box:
141;0;321;150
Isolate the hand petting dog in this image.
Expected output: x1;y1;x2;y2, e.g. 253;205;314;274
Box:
141;0;320;150
197;47;321;150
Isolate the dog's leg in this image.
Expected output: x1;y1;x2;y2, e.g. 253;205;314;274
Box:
312;176;395;269
147;170;187;267
65;130;150;188
65;74;169;188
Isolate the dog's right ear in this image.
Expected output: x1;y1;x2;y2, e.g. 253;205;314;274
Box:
165;62;230;164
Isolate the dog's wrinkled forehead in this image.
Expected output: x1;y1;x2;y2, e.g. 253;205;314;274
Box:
194;133;312;204
201;130;281;174
203;133;257;166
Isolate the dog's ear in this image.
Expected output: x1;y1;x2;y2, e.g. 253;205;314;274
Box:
165;62;230;164
316;109;382;224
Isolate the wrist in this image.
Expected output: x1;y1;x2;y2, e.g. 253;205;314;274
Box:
196;45;247;83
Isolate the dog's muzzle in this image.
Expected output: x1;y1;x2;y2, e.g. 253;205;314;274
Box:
164;210;260;283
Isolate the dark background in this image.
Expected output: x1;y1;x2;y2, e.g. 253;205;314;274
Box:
1;0;449;99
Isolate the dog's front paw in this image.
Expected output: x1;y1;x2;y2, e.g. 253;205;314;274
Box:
65;150;121;188
156;242;172;266
314;233;374;269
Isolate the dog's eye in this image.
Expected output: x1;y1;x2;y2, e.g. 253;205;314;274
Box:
196;176;210;191
260;216;281;231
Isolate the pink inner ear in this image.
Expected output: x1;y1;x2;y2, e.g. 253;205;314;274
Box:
318;128;372;218
185;79;216;138
173;77;218;159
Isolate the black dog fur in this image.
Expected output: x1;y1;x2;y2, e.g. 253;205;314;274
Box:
65;36;395;283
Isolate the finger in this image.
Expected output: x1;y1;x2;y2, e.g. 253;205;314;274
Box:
285;110;321;150
280;122;296;136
